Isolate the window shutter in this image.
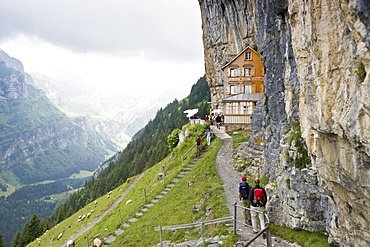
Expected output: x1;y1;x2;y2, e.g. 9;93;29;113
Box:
227;69;230;77
241;68;244;76
226;87;230;94
252;68;256;76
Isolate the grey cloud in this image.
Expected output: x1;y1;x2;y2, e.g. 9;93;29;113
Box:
0;0;203;62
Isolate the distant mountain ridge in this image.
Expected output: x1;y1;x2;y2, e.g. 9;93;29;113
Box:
29;71;176;149
0;49;117;184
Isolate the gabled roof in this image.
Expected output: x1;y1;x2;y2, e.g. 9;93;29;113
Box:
221;93;264;102
221;46;260;70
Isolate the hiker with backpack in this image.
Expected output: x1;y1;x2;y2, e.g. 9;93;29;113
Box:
195;136;202;156
249;178;267;234
238;176;252;225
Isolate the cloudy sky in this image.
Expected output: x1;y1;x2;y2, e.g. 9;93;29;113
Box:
0;0;204;98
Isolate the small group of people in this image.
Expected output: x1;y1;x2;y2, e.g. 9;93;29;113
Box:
205;114;223;129
238;176;267;236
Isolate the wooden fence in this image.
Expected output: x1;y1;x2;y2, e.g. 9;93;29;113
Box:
154;203;272;247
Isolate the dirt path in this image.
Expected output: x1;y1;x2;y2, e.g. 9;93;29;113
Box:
212;126;301;247
212;126;268;246
60;174;144;247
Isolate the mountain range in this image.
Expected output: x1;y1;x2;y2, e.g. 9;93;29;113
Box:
0;50;114;185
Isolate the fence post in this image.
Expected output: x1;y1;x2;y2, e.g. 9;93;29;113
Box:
233;203;237;234
144;188;147;203
266;223;272;247
85;234;89;247
201;222;205;245
159;225;163;247
265;213;272;247
118;209;123;225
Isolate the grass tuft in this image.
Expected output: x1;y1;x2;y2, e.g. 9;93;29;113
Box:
270;223;329;247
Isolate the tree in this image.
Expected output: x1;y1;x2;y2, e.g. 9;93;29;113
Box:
23;213;41;245
0;233;5;247
11;231;24;247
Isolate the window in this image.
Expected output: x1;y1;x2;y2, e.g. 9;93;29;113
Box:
230;85;237;94
230;68;237;77
245;85;252;93
241;102;253;114
245;68;252;76
226;102;238;114
245;52;252;60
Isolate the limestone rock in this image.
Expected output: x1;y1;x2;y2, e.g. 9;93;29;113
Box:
198;0;370;246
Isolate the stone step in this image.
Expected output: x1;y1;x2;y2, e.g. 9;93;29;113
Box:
105;235;116;244
151;199;159;203
115;229;124;235
144;203;154;207
171;178;180;183
122;223;130;228
128;218;138;222
135;212;143;216
141;208;149;212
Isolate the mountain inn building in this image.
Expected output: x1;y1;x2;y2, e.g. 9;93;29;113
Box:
218;46;265;130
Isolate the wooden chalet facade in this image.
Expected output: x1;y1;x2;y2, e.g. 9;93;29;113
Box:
220;46;265;126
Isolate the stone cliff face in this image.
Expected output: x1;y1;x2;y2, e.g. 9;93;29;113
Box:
198;0;369;246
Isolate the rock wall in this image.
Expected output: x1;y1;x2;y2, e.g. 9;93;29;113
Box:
198;0;370;246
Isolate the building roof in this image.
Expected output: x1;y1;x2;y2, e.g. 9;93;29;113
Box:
221;46;260;70
221;93;264;102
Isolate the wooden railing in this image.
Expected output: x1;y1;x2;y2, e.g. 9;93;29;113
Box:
154;203;272;247
234;203;272;247
154;217;233;246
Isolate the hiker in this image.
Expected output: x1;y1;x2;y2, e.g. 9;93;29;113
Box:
238;176;252;225
196;136;202;156
249;178;267;234
205;129;212;146
215;115;222;129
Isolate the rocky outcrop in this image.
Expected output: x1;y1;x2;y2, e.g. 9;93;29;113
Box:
198;0;370;246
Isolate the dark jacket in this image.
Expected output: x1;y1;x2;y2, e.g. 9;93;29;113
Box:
238;181;251;200
248;185;267;207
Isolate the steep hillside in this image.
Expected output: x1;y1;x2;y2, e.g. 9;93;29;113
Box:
198;0;370;246
5;76;210;246
41;76;210;228
26;126;229;247
0;49;118;246
0;49;117;184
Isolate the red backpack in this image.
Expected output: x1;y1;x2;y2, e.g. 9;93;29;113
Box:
253;188;265;206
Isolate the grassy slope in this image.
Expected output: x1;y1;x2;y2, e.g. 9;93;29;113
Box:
27;128;329;247
28;128;230;247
